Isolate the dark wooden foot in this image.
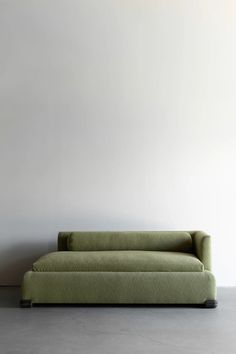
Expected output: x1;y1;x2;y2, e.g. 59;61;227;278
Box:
203;300;217;308
20;299;32;308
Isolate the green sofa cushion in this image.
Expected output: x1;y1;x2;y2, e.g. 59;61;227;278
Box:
33;251;203;272
67;231;193;252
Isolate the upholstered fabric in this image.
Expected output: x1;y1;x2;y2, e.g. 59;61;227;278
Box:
33;251;203;272
21;230;217;306
67;231;193;252
21;270;216;304
191;231;211;271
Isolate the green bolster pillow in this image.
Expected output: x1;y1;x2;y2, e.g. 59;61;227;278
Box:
67;231;193;252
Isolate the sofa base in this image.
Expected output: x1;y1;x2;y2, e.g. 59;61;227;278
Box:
203;299;218;308
20;299;32;308
21;270;217;307
20;301;217;308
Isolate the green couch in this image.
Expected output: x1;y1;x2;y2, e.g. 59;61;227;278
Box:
20;231;217;308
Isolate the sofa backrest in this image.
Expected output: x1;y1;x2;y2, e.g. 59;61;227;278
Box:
58;231;193;252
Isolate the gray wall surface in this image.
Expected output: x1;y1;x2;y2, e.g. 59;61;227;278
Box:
0;0;236;285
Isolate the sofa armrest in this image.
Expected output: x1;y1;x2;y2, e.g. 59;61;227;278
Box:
191;231;211;271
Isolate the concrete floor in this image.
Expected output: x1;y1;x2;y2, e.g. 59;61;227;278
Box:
0;287;235;354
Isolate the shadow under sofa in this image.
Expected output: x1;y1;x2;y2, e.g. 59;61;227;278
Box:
20;231;217;308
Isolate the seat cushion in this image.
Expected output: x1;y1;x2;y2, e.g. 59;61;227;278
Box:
67;231;193;252
33;251;204;272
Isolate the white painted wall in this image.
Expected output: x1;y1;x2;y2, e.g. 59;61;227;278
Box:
0;0;235;286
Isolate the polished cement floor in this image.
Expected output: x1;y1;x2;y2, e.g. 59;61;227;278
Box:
0;287;235;354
